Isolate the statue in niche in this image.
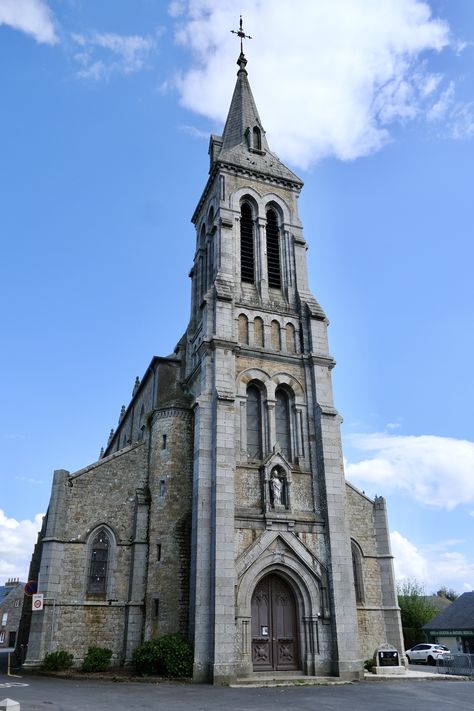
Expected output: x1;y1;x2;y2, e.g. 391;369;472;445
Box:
270;469;285;507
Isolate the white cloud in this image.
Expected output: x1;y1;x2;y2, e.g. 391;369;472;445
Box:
0;509;44;582
171;0;457;168
427;80;455;121
0;0;57;44
71;31;157;80
345;432;474;510
391;530;474;592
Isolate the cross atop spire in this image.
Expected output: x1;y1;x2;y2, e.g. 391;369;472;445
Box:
231;15;252;58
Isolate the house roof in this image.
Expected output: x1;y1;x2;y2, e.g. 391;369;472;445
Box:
423;591;474;631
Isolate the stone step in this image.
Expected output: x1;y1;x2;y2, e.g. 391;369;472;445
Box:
231;674;351;687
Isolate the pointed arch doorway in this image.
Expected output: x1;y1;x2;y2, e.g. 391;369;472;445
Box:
251;573;299;671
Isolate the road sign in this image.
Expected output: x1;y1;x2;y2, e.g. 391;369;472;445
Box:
24;581;38;596
32;594;44;611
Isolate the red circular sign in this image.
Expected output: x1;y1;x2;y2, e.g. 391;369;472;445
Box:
33;598;42;609
24;580;38;596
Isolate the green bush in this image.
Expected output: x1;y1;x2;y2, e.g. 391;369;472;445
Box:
132;634;193;678
81;646;113;672
364;657;375;673
42;650;74;671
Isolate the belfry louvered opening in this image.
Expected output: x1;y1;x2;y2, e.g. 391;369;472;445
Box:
240;202;255;283
266;208;281;289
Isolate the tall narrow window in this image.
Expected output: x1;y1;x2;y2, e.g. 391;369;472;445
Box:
266;208;281;289
246;384;262;459
271;320;281;351
240;202;255;284
238;314;249;344
286;322;296;354
351;541;364;603
253;126;262;150
88;528;110;595
254;317;264;347
275;388;291;460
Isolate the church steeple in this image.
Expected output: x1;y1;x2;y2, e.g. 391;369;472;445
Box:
220;52;269;154
207;48;302;187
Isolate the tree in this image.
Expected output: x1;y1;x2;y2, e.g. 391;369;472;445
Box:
436;586;458;602
397;579;439;649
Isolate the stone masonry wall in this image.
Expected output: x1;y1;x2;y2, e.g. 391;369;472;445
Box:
42;444;149;664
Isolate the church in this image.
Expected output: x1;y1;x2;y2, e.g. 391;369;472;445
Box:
24;42;404;683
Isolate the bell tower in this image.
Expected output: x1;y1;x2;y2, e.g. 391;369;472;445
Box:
185;33;363;684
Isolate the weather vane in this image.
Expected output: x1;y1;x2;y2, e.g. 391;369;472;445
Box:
231;15;252;54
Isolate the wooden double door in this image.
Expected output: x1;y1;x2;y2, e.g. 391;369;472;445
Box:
251;573;299;671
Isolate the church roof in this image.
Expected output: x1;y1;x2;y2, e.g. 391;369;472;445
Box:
211;52;303;187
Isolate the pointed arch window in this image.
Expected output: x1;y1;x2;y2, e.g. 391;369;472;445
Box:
246;384;263;459
240;202;255;284
351;541;365;604
275;388;291;460
87;528;110;595
266;208;281;289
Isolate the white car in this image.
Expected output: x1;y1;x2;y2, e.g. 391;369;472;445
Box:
405;643;451;665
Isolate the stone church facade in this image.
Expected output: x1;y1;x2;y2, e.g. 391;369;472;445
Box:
25;50;404;683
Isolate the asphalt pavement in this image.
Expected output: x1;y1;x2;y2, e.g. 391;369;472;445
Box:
0;673;473;711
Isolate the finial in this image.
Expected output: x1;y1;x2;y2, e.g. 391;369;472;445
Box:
108;428;114;445
119;405;126;422
132;376;141;396
231;15;252;67
99;447;104;459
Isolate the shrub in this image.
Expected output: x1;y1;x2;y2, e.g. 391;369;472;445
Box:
42;650;74;671
364;657;375;673
81;646;113;673
132;634;193;678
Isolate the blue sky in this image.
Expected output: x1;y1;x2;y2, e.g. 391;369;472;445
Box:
1;0;473;594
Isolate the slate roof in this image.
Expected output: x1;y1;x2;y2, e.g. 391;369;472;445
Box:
423;591;474;631
0;586;11;603
214;53;303;187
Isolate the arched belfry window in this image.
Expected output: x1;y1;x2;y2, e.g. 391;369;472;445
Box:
275;388;291;460
253;126;262;151
240;202;255;284
87;527;111;595
246;384;263;459
351;541;365;604
266;208;281;289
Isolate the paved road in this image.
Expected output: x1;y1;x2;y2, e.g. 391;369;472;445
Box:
0;675;473;711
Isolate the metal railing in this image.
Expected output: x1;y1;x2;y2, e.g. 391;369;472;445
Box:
439;653;474;678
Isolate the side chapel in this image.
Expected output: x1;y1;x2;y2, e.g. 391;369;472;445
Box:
24;40;404;683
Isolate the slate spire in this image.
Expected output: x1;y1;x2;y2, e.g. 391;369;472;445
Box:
209;46;303;187
220;51;269;153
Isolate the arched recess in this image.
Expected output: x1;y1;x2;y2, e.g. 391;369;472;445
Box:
271;320;281;350
253;316;264;347
351;539;365;604
238;313;249;345
235;532;330;676
84;524;117;599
